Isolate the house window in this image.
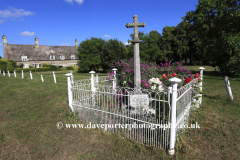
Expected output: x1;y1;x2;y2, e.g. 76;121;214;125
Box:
33;63;40;68
70;55;75;60
60;55;65;60
24;64;29;68
50;55;55;60
21;56;28;61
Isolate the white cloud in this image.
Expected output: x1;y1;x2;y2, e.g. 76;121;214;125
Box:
124;41;131;45
20;31;35;36
0;7;35;18
0;43;2;46
74;0;84;4
104;35;111;38
0;19;5;23
64;0;83;5
61;43;70;46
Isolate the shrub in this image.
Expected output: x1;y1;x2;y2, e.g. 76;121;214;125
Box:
60;67;67;71
66;66;73;70
70;65;78;70
108;59;192;90
0;59;16;72
58;66;63;69
0;59;8;72
16;67;51;72
41;65;60;71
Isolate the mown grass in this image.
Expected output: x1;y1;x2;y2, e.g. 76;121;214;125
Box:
0;68;240;159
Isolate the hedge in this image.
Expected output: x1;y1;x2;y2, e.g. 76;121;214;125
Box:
0;59;16;72
16;67;51;72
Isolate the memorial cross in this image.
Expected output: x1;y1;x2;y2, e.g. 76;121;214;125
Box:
126;15;146;89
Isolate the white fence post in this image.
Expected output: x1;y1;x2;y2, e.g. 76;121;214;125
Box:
112;68;117;91
168;77;182;156
198;67;205;93
3;71;5;76
22;70;24;79
89;71;95;106
224;76;233;100
7;71;10;77
14;70;16;78
41;75;44;82
30;71;33;80
70;71;74;82
53;71;57;83
65;73;74;112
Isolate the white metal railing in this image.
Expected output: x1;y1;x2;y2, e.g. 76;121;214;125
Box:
66;67;205;155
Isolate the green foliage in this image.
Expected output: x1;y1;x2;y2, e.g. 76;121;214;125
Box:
0;59;7;72
182;0;240;74
77;37;105;72
16;67;51;72
58;66;63;69
0;59;16;72
66;66;73;70
42;65;60;71
101;39;127;72
128;31;166;63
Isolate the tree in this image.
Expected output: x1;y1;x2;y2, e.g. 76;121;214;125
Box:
161;26;180;62
182;0;240;72
128;31;165;63
77;37;106;72
101;39;127;71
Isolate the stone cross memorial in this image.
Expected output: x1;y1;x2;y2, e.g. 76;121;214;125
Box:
126;15;146;89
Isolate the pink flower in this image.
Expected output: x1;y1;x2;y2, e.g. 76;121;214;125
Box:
145;83;149;88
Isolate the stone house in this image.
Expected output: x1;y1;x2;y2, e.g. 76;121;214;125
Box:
2;35;79;68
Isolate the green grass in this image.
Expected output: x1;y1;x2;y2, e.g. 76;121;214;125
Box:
0;68;240;159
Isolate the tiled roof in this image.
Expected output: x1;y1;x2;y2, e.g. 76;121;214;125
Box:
6;44;78;61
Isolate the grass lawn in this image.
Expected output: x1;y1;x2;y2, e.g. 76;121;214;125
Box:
0;67;239;159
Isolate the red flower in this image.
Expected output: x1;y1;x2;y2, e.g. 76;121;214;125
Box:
163;74;167;79
173;73;177;77
185;77;192;83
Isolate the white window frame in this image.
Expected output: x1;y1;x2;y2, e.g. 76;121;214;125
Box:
70;55;75;60
21;56;28;61
60;55;65;60
33;63;40;68
50;55;55;60
24;64;29;68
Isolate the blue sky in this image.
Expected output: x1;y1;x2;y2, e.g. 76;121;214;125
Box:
0;0;199;58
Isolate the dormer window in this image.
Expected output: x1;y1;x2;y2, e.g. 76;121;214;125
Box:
50;55;55;60
21;56;28;61
70;55;75;60
60;55;65;60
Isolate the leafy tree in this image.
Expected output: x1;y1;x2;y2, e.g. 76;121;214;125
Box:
161;26;179;62
77;37;106;72
182;0;240;72
128;31;165;63
101;39;127;71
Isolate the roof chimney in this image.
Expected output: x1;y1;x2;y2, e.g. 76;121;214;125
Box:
2;35;8;59
2;35;7;44
35;36;39;48
75;39;78;48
